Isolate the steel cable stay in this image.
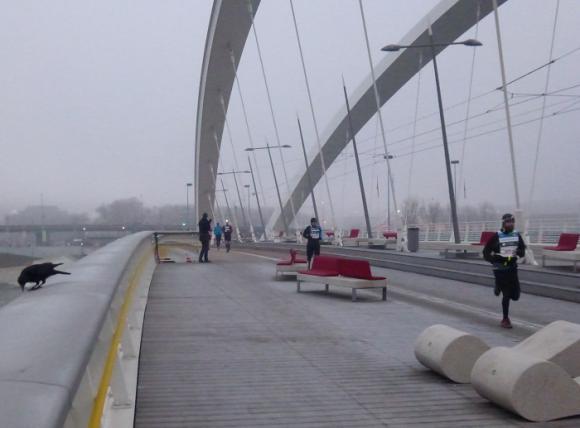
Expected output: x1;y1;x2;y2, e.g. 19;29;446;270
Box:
321;102;580;183
227;49;268;219
528;0;561;214
246;1;298;231
383;43;580;135
407;52;423;204
289;0;337;230
457;2;481;214
352;92;580;158
358;0;399;228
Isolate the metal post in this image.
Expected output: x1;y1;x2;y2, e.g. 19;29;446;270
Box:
220;179;233;222
248;156;267;239
267;144;289;235
232;171;248;227
186;183;192;230
429;30;461;244
297;117;319;220
343;80;372;239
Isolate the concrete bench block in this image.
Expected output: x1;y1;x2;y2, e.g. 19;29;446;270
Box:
513;320;580;377
471;347;580;422
414;324;489;383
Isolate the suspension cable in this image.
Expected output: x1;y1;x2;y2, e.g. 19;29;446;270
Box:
407;52;423;203
246;1;297;229
528;0;561;210
289;0;337;229
228;48;267;213
358;0;399;221
458;3;481;209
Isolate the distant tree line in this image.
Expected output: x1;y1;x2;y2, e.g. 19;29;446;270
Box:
401;198;498;225
3;197;278;228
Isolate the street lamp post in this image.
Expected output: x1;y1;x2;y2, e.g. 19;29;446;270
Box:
381;35;481;243
216;170;251;232
244;184;251;225
186;182;192;230
245;144;292;236
248;156;267;240
385;154;394;230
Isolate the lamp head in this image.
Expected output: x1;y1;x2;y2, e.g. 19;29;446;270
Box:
381;44;401;52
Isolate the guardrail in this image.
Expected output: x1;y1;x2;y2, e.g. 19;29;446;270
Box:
0;231;157;428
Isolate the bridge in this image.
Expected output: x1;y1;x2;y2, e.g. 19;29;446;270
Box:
2;0;580;427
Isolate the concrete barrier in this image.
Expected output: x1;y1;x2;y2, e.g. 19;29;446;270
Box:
471;347;580;422
414;324;489;383
0;232;156;428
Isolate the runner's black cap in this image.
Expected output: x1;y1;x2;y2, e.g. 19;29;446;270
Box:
502;213;515;222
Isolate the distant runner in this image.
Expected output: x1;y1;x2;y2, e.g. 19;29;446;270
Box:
213;222;223;250
302;217;322;269
223;220;234;253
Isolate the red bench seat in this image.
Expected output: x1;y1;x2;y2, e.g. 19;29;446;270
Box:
543;233;579;251
297;255;387;301
472;231;496;246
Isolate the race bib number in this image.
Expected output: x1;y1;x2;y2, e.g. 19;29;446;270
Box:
310;228;320;239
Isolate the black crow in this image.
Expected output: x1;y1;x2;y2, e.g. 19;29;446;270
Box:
18;262;71;291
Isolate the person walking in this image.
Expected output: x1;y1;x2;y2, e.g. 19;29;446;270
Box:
223;220;234;253
198;212;212;263
213;222;223;250
483;213;526;329
303;217;322;269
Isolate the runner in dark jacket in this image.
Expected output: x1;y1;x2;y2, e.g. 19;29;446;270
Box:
303;217;322;269
223;220;234;252
198;213;211;262
483;213;526;329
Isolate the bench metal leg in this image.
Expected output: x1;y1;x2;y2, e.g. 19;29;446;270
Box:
325;284;329;293
542;255;546;267
382;287;387;301
352;289;357;302
297;281;301;293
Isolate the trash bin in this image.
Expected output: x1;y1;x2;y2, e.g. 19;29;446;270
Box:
407;227;420;252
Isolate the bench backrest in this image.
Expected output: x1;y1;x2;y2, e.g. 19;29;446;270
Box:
479;231;496;245
349;228;360;238
338;258;373;280
557;233;580;250
311;255;341;272
383;231;397;239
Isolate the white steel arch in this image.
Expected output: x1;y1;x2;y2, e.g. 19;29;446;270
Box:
194;0;261;225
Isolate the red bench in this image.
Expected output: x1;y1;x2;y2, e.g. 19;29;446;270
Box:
383;231;397;240
275;249;308;277
348;229;360;239
297;256;387;301
542;233;580;272
543;233;579;251
472;231;496;246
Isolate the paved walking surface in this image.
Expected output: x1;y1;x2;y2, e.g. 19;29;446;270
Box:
135;249;580;427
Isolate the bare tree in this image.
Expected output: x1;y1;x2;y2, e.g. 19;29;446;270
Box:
402;198;421;225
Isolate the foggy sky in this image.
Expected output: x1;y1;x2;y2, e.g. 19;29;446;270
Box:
2;0;579;223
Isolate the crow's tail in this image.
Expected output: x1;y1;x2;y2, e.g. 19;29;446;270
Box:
54;270;71;275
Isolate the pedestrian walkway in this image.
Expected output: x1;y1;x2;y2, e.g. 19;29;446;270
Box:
135;250;579;427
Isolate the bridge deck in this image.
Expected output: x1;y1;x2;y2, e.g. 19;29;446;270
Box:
135;250;578;427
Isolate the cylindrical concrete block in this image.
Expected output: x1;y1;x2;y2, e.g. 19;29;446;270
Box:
414;324;489;383
471;347;580;422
